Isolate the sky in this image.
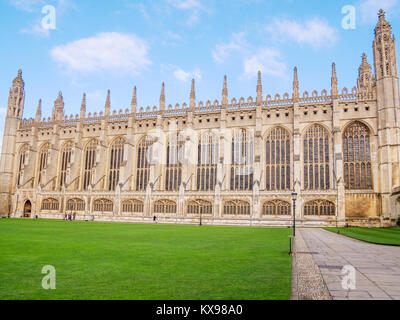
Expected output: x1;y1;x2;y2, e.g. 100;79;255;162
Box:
1;0;400;152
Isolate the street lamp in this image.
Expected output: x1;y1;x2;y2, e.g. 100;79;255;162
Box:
8;200;11;219
199;206;203;226
291;191;297;237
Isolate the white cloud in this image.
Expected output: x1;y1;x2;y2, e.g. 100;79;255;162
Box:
166;0;206;25
243;49;287;78
173;67;202;82
51;32;152;75
10;0;76;12
212;32;247;63
359;0;398;24
20;19;50;37
9;0;44;11
0;108;6;116
266;18;338;48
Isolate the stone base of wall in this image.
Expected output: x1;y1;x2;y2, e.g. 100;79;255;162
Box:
10;212;396;227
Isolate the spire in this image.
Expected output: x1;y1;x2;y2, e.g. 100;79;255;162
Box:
160;83;165;111
7;69;25;119
12;69;24;89
222;75;228;106
358;54;373;93
53;91;64;120
375;9;391;35
256;71;263;105
331;63;338;96
35;99;42;122
131;86;137;113
105;90;111;116
190;79;196;110
293;67;299;100
80;93;86;118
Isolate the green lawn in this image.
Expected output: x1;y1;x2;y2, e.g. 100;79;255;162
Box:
0;219;292;300
325;227;400;246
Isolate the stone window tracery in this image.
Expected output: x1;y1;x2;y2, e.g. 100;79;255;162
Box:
108;137;125;191
262;200;291;216
266;128;291;191
303;125;330;190
197;133;218;191
223;200;251;216
230;129;254;191
304;199;335;216
83;140;98;190
343;122;372;190
136;136;154;191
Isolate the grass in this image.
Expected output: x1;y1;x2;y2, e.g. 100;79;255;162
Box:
325;227;400;246
0;219;292;300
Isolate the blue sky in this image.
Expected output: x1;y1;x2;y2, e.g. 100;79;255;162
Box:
1;0;400;152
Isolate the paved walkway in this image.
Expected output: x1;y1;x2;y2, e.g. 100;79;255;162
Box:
294;228;400;300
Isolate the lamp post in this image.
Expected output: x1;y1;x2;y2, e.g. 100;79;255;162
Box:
199;206;203;226
291;192;297;237
8;200;11;218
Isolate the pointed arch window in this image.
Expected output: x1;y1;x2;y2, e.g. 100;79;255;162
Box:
303;125;330;190
136;136;155;191
17;145;28;187
197;133;219;191
230;129;254;191
38;143;50;185
262;200;291;216
108;137;125;191
67;198;85;211
165;133;184;191
93;199;113;213
154;200;177;215
83;140;98;190
60;142;72;190
343;122;372;190
122;200;144;214
41;198;59;211
265;127;291;191
304;200;335;216
223;200;251;216
187;200;213;215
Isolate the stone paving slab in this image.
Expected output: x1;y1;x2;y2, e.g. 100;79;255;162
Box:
298;228;400;300
291;230;332;300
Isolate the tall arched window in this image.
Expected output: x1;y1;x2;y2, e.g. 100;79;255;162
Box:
154;200;177;215
304;200;335;216
83;140;98;190
265;128;291;191
17;145;28;186
108;137;125;191
262;200;291;216
38;143;50;185
187;200;213;215
343;122;372;190
197;133;219;191
60;142;72;190
136;136;154;191
230;129;254;191
303;125;330;190
223;200;251;216
165;133;184;191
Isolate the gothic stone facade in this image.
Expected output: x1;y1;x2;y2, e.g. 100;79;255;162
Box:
1;10;400;227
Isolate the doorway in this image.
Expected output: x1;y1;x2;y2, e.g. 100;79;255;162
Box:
23;200;32;218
